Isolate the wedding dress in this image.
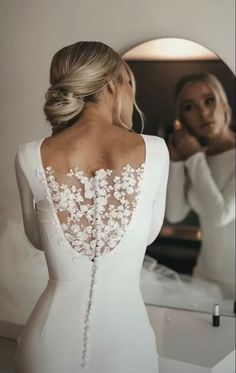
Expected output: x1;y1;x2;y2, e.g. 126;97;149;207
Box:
165;148;235;298
14;134;169;373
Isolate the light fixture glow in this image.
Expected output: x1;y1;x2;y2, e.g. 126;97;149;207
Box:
123;38;218;61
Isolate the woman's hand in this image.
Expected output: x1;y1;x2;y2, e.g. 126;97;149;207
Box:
171;120;204;160
167;133;185;162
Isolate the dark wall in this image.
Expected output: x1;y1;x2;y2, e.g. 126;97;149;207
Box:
127;60;235;136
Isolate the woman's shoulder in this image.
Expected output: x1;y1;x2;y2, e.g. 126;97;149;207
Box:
142;134;169;156
16;137;43;153
207;146;235;161
141;133;165;143
15;138;43;169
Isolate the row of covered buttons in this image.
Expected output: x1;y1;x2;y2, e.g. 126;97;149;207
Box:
81;179;101;367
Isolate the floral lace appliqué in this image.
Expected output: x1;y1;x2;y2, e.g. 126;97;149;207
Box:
43;163;145;261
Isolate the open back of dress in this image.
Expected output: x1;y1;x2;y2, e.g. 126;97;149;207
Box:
44;162;145;262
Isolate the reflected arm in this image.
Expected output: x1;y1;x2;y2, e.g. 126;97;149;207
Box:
185;152;235;226
165;161;191;223
15;153;43;250
147;143;170;245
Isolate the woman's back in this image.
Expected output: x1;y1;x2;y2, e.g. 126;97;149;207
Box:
40;125;146;176
15;131;169;373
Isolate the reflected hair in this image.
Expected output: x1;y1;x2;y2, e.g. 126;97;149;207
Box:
174;73;232;127
44;41;144;135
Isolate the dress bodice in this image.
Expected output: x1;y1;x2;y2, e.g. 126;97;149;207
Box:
15;133;170;371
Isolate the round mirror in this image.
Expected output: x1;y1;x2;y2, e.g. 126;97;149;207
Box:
123;38;235;316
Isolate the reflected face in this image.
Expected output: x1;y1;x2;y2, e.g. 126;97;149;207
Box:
118;68;134;129
179;81;226;138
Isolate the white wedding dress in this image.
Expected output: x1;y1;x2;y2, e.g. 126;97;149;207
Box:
14;134;169;373
165;149;235;298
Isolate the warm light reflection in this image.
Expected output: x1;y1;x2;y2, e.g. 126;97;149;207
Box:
196;229;202;240
123;38;218;61
160;225;202;241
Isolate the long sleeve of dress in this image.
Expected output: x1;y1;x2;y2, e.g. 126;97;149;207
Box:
185;151;235;227
165;161;191;223
15;153;43;251
147;142;170;246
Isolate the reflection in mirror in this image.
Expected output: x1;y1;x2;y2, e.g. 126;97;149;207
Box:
123;38;235;315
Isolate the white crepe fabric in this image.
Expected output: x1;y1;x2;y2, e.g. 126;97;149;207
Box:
14;134;169;373
166;148;235;299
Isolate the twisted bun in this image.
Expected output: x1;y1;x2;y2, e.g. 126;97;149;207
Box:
44;87;84;133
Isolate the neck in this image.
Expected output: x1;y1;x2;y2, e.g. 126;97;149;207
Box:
56;103;127;142
206;127;235;154
77;104;114;129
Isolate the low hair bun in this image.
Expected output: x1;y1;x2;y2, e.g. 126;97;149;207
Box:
44;87;85;133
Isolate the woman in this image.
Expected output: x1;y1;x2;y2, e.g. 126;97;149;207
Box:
14;41;169;373
166;73;235;299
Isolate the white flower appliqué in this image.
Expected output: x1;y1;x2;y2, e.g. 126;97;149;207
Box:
42;163;145;261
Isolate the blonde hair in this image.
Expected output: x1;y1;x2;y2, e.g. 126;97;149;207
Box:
175;73;232;127
44;41;144;134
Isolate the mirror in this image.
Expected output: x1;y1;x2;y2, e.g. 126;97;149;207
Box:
123;38;235;316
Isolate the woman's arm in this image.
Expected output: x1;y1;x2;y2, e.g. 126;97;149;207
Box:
165;160;191;223
185;152;235;226
15;153;43;250
147;143;170;245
